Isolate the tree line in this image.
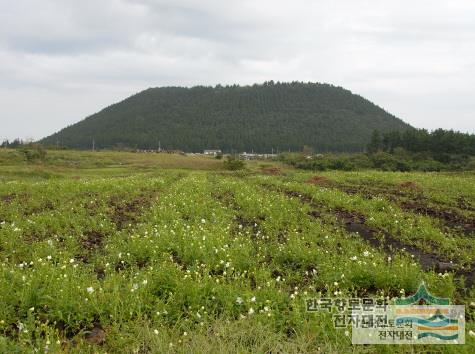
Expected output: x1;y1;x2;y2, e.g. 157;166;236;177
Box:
368;128;475;155
1;138;25;148
281;128;475;172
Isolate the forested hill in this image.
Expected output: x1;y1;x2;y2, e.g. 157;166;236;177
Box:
40;82;413;152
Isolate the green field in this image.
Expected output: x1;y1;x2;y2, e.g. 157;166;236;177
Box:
0;149;474;353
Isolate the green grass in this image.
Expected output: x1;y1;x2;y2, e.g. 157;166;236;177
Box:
0;149;473;353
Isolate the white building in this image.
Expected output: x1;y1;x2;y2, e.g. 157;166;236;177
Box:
203;149;222;156
239;152;277;160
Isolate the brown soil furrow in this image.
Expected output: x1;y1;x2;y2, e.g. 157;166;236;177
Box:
265;184;475;289
332;183;475;235
108;193;158;230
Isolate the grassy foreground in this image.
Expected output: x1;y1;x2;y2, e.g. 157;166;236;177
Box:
0;149;474;353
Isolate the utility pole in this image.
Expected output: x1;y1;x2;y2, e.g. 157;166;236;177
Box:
158;140;161;152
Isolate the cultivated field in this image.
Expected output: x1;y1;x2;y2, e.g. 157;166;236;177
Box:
0;149;474;353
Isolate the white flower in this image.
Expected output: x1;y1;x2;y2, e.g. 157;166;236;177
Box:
248;308;255;315
86;287;94;294
46;255;52;261
201;219;206;224
154;329;159;335
183;331;188;336
69;258;75;263
469;330;475;338
350;256;357;261
250;296;256;302
236;297;243;305
363;251;370;257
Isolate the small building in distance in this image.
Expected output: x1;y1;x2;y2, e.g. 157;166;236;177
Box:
203;149;222;156
239;152;277;160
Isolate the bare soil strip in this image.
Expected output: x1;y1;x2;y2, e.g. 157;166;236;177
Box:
308;177;475;235
265;184;475;289
80;230;106;250
107;193;157;230
75;191;160;267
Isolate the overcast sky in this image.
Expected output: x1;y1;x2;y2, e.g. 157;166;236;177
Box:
1;0;474;141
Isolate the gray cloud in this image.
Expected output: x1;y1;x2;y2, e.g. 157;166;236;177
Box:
0;0;474;141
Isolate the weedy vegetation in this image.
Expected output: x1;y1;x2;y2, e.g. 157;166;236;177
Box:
0;149;473;353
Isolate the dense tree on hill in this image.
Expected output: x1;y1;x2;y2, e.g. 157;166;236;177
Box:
372;128;475;155
367;130;382;153
40;82;412;152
